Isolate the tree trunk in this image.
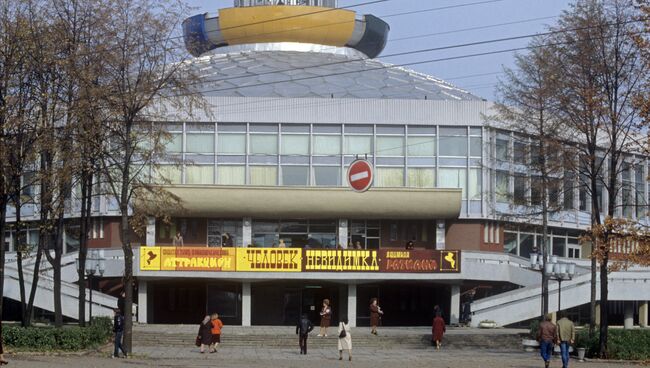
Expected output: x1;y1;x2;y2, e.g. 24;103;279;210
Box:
13;195;28;327
121;208;133;353
77;172;92;326
599;253;609;358
589;151;601;338
0;194;7;325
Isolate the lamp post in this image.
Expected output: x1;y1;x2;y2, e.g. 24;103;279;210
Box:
76;249;106;325
529;254;576;314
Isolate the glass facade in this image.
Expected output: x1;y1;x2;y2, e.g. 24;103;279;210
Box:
153;123;485;216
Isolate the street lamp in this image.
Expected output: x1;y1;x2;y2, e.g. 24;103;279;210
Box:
529;254;576;312
76;249;106;325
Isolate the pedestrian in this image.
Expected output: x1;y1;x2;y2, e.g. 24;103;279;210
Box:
537;314;557;368
337;317;352;361
318;299;332;337
432;311;446;349
355;241;362;249
223;233;234;247
278;239;286;248
369;297;383;335
117;290;126;314
210;313;224;353
173;231;184;246
556;313;575;368
112;308;127;359
405;238;414;250
197;315;212;354
296;313;314;355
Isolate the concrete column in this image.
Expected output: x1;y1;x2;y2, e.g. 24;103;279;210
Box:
595;303;601;326
338;219;348;248
640;301;648;328
624;302;634;329
242;282;251;326
436;220;446;250
242;217;252;247
145;216;156;246
137;280;147;323
450;284;460;325
347;283;357;327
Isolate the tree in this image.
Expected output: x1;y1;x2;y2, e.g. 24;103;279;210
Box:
98;0;204;352
549;0;645;357
491;36;567;319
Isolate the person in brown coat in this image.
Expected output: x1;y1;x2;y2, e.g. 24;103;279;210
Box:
369;298;383;335
318;299;332;337
431;311;446;349
197;315;212;353
537;314;557;368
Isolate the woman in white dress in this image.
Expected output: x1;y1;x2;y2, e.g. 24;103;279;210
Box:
337;317;352;361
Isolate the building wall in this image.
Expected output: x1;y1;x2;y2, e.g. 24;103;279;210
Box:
445;221;482;251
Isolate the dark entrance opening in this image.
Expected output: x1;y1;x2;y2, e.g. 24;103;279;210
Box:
251;282;347;326
148;280;241;325
357;282;450;326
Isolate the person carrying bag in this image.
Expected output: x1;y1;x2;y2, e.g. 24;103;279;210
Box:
337;317;352;361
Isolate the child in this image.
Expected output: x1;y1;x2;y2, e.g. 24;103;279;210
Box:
210;313;224;353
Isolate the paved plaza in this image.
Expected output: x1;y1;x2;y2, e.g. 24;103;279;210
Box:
4;347;643;368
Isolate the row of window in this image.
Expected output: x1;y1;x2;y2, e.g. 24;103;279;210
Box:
154;165;482;198
160;124;482;158
504;229;582;259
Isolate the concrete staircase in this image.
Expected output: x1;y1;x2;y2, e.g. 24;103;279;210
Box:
133;325;525;350
3;248;131;320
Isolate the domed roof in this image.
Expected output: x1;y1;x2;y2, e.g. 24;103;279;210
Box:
190;46;481;101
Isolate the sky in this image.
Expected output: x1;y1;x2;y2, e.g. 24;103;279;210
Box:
183;0;572;101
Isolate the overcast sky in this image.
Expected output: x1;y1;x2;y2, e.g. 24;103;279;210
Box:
184;0;572;101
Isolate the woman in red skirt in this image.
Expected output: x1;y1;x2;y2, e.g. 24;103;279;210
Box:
318;299;332;337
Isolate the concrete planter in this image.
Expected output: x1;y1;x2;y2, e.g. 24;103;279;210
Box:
522;339;539;352
479;321;498;329
577;347;586;362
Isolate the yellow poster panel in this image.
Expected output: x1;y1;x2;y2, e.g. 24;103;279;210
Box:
162;247;237;271
439;251;460;272
236;248;301;272
140;247;162;271
304;250;380;272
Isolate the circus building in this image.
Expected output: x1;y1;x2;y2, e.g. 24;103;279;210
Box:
4;0;649;330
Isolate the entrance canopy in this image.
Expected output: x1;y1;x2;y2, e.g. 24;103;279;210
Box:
157;185;462;219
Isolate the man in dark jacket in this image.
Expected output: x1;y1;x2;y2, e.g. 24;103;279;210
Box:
296;314;314;355
113;308;127;358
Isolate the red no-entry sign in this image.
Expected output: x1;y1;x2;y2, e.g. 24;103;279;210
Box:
347;159;373;192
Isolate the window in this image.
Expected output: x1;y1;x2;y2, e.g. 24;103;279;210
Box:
313;166;341;186
218;134;246;154
186;133;214;153
469;169;481;200
375;168;403;187
313;135;341;155
154;165;182;184
530;176;542;206
513;141;527;164
164;133;182;153
622;163;633;218
496;137;509;161
635;165;646;218
469;137;482;157
281;135;309;156
344;135;372;155
439;168;467;198
407;136;435;156
186;165;214;185
249;166;277;186
282;166;309;186
514;175;526;205
496;171;508;203
408;168;435;188
250;134;278;155
91;218;104;239
563;170;575;210
519;233;534;258
217;166;245;185
552;236;566;257
504;231;517;254
376;136;404;156
439;137;467;156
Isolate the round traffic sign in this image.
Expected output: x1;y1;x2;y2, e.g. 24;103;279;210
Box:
347;159;373;192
